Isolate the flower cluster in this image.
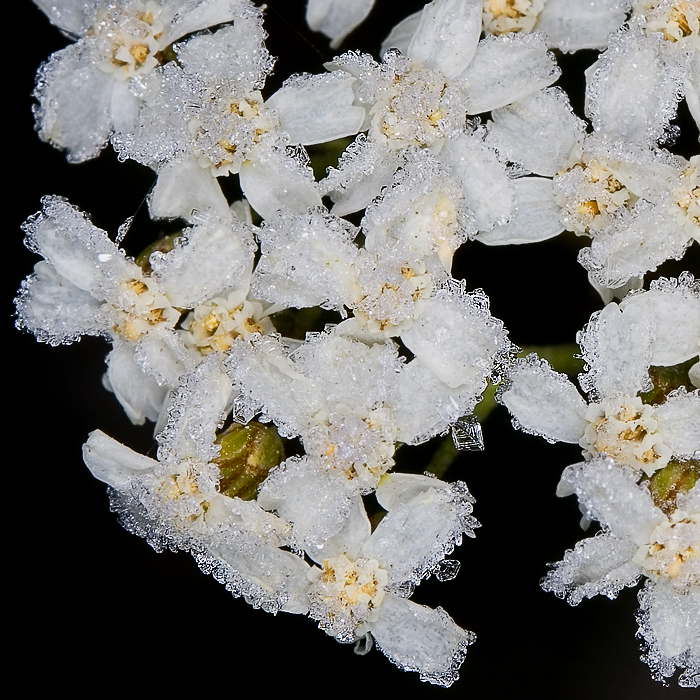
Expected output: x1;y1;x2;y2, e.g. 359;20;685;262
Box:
16;0;699;689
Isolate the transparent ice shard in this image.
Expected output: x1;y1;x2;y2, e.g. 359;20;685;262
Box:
451;415;484;451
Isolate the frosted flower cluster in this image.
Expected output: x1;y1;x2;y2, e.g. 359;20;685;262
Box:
17;0;700;689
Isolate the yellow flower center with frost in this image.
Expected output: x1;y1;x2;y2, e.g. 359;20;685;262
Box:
482;0;545;35
637;0;700;44
181;291;274;354
556;158;635;235
189;91;278;175
94;1;165;81
155;461;213;527
581;395;672;477
110;276;179;342
371;65;450;150
312;554;389;628
634;512;700;584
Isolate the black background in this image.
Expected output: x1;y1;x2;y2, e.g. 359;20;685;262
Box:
9;1;698;696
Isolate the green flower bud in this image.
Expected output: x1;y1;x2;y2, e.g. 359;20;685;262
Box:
213;421;285;500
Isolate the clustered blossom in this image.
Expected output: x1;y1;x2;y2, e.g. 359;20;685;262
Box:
17;0;700;689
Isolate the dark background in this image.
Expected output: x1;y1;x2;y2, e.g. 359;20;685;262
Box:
10;1;698;696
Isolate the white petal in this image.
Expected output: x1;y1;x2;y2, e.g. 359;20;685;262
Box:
105;345;167;425
458;32;560;114
654;389;700;459
407;0;482;80
541;532;641;605
577;301;654;400
240;147;322;220
381;11;422;57
268;72;365;145
148;158;231;221
558;458;666;544
371;595;474;687
499;354;588;443
83;429;158;491
306;0;375;48
536;0;630;53
487;87;585;177
620;283;700;366
15;261;104;344
439;132;514;231
476;177;563;245
34;43;115;162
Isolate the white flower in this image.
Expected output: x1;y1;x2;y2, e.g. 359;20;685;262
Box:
542;456;699;686
485;87;698;287
15;195;257;423
385;0;631;54
322;0;560;215
82;356;312;614
303;473;477;686
32;0;248;161
498;278;700;477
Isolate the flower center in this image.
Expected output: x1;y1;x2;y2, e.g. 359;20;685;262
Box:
634;512;700;583
581;395;672;477
371;64;451;150
181;291;273;353
110;277;179;342
482;0;545;35
189;91;278;175
310;554;389;638
636;0;700;44
555;158;636;235
94;1;165;81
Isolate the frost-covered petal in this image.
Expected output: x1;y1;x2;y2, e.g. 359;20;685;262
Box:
476;177;563;245
22;195;133;295
458;32;560;114
268;73;366;145
150;212;255;309
654;389;700;459
439;131;515;231
156;356;233;465
637;580;700;685
499;354;588;444
366;474;478;584
371;595;474;687
620;277;700;366
381;10;422;57
257;456;356;552
577;301;654;400
208;537;311;615
104;344;168;425
83;429;159;492
401;284;508;390
487;87;585;177
324;135;403;217
585;29;685;145
306;0;375;48
15;261;105;344
558;458;666;544
541;532;642;605
239;147;322;219
536;0;631;53
148;158;231;221
33;43;115;162
406;0;482;80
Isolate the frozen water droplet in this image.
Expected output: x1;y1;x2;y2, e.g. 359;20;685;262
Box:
452;415;484;451
97;253;113;262
434;559;461;582
116;216;134;245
